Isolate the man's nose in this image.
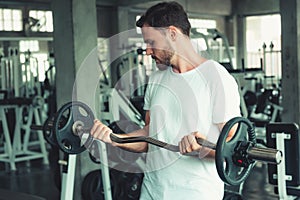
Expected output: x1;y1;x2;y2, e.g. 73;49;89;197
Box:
145;45;153;56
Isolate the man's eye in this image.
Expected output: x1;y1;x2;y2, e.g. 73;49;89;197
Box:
147;41;154;46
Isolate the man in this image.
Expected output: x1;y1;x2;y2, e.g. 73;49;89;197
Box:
90;1;241;199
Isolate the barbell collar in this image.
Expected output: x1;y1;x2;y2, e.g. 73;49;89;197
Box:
247;146;282;164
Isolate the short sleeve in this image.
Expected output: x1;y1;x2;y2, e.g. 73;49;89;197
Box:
211;67;241;123
143;83;151;111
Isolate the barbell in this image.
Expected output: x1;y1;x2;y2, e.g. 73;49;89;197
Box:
109;117;282;185
31;101;282;185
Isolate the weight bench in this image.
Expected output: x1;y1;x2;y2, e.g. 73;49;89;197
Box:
266;122;300;199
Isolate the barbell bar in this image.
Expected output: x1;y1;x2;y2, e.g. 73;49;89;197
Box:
109;131;281;164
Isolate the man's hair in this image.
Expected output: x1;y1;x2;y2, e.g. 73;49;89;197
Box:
136;1;191;36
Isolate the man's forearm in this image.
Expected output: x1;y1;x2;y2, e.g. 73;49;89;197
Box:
111;125;149;153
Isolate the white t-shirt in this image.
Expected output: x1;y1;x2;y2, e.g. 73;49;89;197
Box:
140;60;241;200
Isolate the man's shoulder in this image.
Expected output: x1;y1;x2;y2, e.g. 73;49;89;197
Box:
200;60;225;71
148;68;170;81
199;60;231;77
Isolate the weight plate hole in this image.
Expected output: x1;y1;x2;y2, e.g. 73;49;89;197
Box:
78;107;88;117
62;139;72;150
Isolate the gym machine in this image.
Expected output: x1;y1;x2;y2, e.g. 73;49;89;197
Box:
191;28;235;70
266;123;300;200
0;49;51;170
0;96;49;170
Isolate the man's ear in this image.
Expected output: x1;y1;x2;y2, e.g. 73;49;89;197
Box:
168;25;178;41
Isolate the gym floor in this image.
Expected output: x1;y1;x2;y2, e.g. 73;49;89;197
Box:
0;156;281;200
0;160;60;200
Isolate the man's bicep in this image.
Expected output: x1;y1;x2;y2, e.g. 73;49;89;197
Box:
217;122;237;141
145;110;150;126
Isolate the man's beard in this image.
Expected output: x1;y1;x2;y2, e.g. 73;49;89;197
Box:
153;48;174;71
156;61;169;71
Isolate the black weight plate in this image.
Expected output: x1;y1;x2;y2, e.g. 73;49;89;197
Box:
215;117;256;185
110;164;144;200
243;90;257;107
124;172;144;200
43;114;57;146
82;170;104;200
54;101;94;154
82;169;117;200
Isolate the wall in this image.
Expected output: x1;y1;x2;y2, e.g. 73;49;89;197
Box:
232;0;279;16
97;6;118;37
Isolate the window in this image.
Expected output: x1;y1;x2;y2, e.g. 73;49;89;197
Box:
189;18;217;33
0;8;22;31
19;40;50;82
246;14;281;78
19;40;39;52
29;10;53;32
246;14;281;52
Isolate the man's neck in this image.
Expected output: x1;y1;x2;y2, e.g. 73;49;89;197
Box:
171;53;207;73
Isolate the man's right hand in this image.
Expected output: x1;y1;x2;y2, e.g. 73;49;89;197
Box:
90;119;113;144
